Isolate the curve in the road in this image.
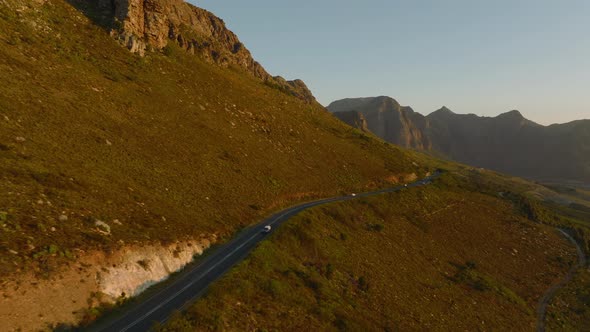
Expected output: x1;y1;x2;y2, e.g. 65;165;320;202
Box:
536;228;587;332
87;172;441;332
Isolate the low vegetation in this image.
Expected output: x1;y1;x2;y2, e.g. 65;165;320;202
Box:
546;269;590;330
159;174;576;331
0;0;430;279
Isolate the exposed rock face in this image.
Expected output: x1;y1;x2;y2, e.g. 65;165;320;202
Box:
333;110;370;133
329;96;432;150
92;0;316;103
0;237;214;331
98;238;213;299
328;97;590;183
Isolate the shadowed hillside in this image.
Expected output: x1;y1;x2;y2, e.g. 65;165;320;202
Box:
329;96;590;184
329;97;432;150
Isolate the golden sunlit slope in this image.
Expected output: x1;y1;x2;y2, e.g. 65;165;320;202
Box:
0;0;428;277
160;173;577;331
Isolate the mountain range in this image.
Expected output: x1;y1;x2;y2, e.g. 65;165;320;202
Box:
328;96;590;184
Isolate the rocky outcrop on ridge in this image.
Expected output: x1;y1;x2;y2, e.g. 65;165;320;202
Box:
329;96;432;150
92;0;316;103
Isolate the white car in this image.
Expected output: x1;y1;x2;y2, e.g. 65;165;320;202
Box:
263;225;272;233
351;193;357;197
404;184;408;187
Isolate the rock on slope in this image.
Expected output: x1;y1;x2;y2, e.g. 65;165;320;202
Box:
86;0;316;103
328;96;590;183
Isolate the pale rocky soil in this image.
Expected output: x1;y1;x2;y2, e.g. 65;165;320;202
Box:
0;236;215;331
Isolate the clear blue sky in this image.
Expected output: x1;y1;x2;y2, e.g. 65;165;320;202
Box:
190;1;589;125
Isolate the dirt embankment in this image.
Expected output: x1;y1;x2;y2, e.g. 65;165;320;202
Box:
0;236;215;331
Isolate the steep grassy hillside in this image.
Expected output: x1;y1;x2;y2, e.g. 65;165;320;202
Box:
159;173;577;331
0;0;428;278
546;269;590;330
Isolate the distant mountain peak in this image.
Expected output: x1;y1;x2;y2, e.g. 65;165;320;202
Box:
498;110;524;118
329;96;590;183
428;106;456;118
327;96;401;113
496;110;541;127
375;95;399;102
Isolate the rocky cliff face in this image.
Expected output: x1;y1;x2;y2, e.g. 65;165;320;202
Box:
329;97;590;183
328;96;432;150
91;0;316;103
333;110;370;133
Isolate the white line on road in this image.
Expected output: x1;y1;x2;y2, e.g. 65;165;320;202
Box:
107;173;441;331
119;210;293;331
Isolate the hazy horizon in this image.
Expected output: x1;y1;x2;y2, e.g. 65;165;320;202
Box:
192;0;589;126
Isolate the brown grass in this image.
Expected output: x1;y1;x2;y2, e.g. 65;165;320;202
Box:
160;176;576;331
546;269;590;330
0;0;431;278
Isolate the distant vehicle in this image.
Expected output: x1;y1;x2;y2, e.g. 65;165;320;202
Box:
263;225;272;233
351;193;357;197
404;184;408;187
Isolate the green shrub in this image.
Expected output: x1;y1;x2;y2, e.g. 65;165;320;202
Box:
358;276;369;292
366;223;384;232
264;279;285;299
48;244;59;255
325;263;334;279
137;259;150;270
333;317;348;331
162;44;178;57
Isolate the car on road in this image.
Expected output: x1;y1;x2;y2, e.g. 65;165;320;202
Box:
263;225;272;233
351;193;357;197
404;184;408;187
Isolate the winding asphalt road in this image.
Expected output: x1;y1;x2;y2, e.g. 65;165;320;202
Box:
87;173;440;332
536;229;587;332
